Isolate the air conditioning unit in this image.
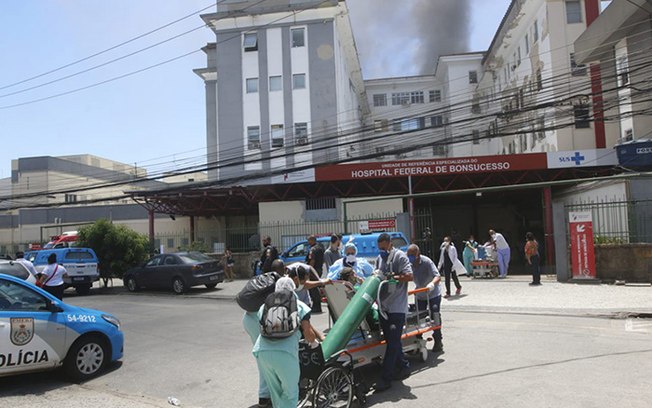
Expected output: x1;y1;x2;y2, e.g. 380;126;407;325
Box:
295;136;309;146
248;141;261;150
401;101;411;107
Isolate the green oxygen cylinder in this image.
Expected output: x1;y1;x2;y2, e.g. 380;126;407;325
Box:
320;275;382;360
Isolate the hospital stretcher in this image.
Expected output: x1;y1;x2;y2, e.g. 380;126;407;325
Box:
298;277;442;407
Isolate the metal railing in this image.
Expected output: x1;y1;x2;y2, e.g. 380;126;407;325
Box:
565;199;652;244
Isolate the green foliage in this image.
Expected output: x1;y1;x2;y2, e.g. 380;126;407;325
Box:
594;235;624;245
77;219;151;279
179;240;209;253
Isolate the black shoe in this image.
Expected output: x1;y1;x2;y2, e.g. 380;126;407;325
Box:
432;340;444;352
375;380;392;393
258;397;271;407
529;282;541;286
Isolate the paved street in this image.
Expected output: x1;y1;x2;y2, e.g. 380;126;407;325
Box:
1;279;651;408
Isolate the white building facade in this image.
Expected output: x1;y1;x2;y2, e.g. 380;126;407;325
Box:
195;0;367;183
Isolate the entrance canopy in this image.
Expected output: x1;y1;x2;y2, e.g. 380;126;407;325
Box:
129;149;620;216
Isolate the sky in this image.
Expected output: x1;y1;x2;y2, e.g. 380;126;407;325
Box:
0;0;511;179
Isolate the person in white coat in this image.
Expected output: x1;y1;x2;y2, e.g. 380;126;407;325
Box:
437;236;463;298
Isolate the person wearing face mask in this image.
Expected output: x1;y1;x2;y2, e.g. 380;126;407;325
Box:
374;233;413;393
406;244;443;352
327;242;374;280
438;236;462;298
323;234;342;271
286;263;332;308
489;229;510;278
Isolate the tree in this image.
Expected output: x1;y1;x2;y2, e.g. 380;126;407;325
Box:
77;219;151;279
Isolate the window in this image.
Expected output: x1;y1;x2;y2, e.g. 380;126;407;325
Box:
146;256;163;267
574;104;591;128
570;53;587;76
433;144;447;156
243;33;258;52
471;97;481;114
536;117;546;140
373;93;387;107
525;34;530;55
292;74;306;89
517;47;521;66
247;126;261;150
532;21;539;43
617;56;629;86
391;92;411;105
566;0;582;23
0;279;47;311
294;123;308;145
431;115;443;127
246;78;258;93
624;129;634;142
167;238;174;248
536;69;543;91
375;147;385;158
410;91;424;104
306;198;336;211
269;76;282;92
64;251;94;260
271;124;284;148
374;119;388;132
64;194;77;203
469;70;478;84
394;118;424;131
291;27;305;47
472;130;480;145
429;90;442;102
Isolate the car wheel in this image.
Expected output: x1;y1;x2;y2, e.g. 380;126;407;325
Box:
172;277;186;294
125;277;139;292
205;283;218;289
75;284;92;296
64;335;108;382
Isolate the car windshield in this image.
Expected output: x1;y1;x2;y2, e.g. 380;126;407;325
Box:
0;262;30;280
178;253;213;264
64;251;94;260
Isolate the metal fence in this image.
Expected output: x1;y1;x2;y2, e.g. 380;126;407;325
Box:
565;199;652;244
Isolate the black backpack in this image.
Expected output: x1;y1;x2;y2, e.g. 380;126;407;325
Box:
236;272;281;312
259;290;300;339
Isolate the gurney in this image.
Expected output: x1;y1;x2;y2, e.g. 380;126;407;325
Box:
298;277;441;407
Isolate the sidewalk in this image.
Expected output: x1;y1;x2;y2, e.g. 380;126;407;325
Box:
98;275;652;317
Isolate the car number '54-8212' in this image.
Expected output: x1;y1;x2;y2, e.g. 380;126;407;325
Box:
66;314;97;323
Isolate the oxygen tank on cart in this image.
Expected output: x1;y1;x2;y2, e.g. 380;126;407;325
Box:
320;275;382;360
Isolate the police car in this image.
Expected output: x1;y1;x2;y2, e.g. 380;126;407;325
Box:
0;273;124;381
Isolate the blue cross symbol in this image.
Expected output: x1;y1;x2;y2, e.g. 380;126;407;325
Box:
571;152;585;165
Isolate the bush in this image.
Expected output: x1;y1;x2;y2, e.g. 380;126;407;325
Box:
77;219;151;279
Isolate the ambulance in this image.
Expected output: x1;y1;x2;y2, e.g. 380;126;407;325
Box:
0;273;124;381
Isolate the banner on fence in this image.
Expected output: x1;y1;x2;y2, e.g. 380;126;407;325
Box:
569;211;596;279
358;219;396;232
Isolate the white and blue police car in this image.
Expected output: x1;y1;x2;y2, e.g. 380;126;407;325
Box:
0;273;124;381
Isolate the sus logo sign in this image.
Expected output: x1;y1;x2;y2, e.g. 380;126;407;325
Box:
10;318;34;346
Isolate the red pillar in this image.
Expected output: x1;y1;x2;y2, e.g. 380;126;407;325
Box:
543;187;555;270
148;210;155;247
584;0;606;148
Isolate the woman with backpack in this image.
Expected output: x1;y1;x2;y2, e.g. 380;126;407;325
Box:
253;277;322;408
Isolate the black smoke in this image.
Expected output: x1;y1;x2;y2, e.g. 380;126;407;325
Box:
347;0;471;78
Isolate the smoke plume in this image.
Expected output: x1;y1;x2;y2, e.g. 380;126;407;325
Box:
347;0;471;78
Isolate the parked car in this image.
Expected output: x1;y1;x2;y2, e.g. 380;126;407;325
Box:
24;248;100;296
123;252;224;294
0;260;37;285
0;273;124;381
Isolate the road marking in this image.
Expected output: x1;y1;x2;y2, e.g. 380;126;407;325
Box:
625;319;652;333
